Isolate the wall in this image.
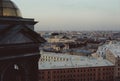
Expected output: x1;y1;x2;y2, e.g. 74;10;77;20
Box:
39;66;114;81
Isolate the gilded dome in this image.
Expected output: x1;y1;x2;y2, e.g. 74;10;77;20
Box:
0;0;22;17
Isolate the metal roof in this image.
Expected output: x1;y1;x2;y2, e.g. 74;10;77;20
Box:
39;52;114;69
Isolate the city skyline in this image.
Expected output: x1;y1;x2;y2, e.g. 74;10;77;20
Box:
12;0;120;31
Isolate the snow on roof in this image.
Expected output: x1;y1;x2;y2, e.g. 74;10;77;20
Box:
39;52;114;70
96;41;120;57
109;45;120;57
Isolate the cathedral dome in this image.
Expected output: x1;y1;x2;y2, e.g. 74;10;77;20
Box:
0;0;22;17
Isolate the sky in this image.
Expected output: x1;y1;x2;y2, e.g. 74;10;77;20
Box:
12;0;120;31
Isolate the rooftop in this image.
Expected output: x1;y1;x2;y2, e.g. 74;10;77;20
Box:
97;41;120;57
39;52;114;70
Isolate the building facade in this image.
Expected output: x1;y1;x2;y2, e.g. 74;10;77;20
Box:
106;48;120;81
39;66;114;81
93;41;120;81
0;0;45;81
39;52;114;81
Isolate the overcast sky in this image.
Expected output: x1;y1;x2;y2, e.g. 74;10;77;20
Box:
12;0;120;31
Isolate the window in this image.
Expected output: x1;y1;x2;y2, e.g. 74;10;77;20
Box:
66;58;68;61
3;8;16;16
54;76;56;78
54;71;56;73
48;76;50;79
48;71;50;74
84;69;86;72
87;69;89;72
118;68;120;70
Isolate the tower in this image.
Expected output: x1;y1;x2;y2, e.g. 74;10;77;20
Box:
0;0;45;81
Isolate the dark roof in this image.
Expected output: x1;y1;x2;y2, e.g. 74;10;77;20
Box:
21;25;46;43
62;35;70;39
0;24;46;44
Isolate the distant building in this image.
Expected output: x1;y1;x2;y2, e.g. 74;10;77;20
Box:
40;52;69;62
92;45;108;58
68;49;92;56
105;43;120;81
93;41;120;81
92;41;120;59
48;35;75;43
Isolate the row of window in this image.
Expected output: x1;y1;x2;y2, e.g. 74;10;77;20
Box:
43;56;59;60
40;68;113;73
39;68;114;75
39;76;113;81
40;58;68;62
41;56;69;61
40;72;113;77
39;73;113;79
